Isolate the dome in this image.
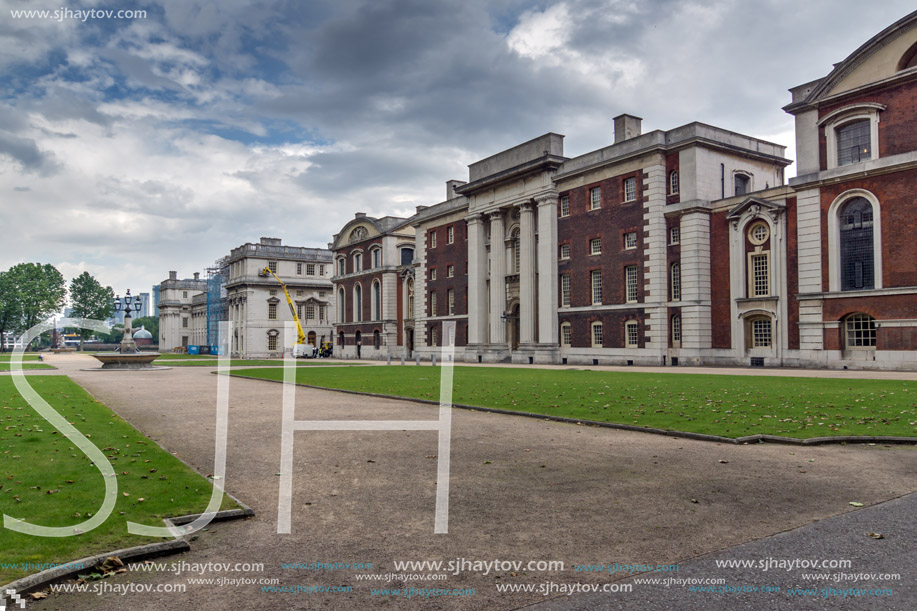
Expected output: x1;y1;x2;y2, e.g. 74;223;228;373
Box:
132;325;153;340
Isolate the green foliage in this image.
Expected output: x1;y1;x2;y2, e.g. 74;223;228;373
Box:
0;263;67;351
129;316;159;343
69;272;114;347
0;376;237;582
231;367;917;439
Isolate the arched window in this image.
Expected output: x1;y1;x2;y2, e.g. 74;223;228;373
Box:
746;316;772;348
338;288;345;323
670;263;681;301
511;228;521;274
354;284;362;322
671;314;681;346
839;198;874;291
372;281;381;321
373;329;381;349
338;331;344;346
836;119;871;166
669;170;679;195
844;313;876;349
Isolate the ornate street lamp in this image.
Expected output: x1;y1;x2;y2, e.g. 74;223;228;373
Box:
112;289;142;354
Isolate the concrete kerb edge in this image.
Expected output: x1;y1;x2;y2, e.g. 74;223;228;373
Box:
0;499;255;596
222;372;917;447
0;539;189;598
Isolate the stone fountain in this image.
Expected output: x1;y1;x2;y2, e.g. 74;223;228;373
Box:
91;290;162;370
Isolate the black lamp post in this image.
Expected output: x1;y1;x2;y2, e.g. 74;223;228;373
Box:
112;290;142;353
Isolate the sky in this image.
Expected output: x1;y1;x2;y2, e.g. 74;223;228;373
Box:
1;0;915;299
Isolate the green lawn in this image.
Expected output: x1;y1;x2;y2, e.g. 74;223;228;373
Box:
154;358;354;367
230;366;916;439
0;354;39;361
0;363;54;371
0;377;236;584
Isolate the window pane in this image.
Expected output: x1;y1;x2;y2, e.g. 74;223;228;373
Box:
735;174;749;196
626;266;638;302
670;226;680;244
561;275;571;306
590;187;601;210
590;238;602;255
624;177;636;201
561;324;571;346
560;196;570;217
626;322;639;347
752;254;769;297
671;263;681;301
845;314;876;348
592;323;603;346
624;232;637;249
671;315;681;342
752;318;771;347
837;119;871;166
839;198;875;291
591;270;602;304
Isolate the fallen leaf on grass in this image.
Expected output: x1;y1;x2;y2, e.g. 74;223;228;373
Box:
29;593;47;600
849;502;864;507
867;532;884;539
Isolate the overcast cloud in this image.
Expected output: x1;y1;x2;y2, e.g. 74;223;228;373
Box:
0;0;914;297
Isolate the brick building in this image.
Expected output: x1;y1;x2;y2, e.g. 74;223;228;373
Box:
330;213;415;358
328;11;917;370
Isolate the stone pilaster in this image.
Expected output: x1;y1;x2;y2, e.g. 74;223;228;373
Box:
535;194;558;348
488;211;506;345
466;214;488;345
680;210;712;350
519;202;536;345
642;164;668;354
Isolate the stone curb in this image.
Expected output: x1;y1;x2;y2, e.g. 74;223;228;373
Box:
0;539;188;598
225;372;917;447
0;502;255;597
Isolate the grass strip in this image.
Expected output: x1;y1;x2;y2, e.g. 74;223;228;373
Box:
0;376;236;583
229;366;916;439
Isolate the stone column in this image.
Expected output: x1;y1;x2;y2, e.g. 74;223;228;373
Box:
681;210;712;350
488;211;506;345
466;214;488;345
535;194;558;347
519;202;536;344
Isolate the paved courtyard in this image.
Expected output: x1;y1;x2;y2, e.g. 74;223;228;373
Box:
13;355;917;610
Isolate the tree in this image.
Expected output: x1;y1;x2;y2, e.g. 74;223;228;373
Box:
0;263;67;350
8;263;67;332
69;272;114;350
0;270;23;352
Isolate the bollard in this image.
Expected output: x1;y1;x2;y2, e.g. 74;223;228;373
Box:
432;354;436;367
416;354;420;366
387;354;391;365
401;353;405;366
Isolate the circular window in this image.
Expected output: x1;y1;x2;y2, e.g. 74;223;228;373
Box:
749;222;769;245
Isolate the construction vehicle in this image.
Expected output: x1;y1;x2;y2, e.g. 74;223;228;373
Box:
258;266;310;358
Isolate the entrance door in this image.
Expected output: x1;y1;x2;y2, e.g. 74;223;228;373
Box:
307;331;317;346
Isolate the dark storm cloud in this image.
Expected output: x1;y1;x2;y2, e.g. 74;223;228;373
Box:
0;132;59;175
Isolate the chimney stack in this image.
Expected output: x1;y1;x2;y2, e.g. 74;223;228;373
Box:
614;114;643;144
169;271;177;281
193;272;200;280
446;180;466;200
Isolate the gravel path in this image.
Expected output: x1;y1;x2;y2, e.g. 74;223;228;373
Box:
18;354;917;610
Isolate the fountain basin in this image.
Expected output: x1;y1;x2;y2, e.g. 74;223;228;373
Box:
92;352;162;369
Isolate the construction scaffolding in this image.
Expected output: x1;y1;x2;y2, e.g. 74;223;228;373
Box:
206;258;228;349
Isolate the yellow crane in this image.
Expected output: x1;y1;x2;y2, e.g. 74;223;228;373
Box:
259;266;310;357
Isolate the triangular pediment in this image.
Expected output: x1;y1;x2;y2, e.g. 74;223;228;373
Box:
726;197;785;220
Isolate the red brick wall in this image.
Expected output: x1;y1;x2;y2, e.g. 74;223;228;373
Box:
557;172;647;348
710;211;731;349
819;168;917;290
336;238;383;275
423;218;468;347
822;294;917;351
